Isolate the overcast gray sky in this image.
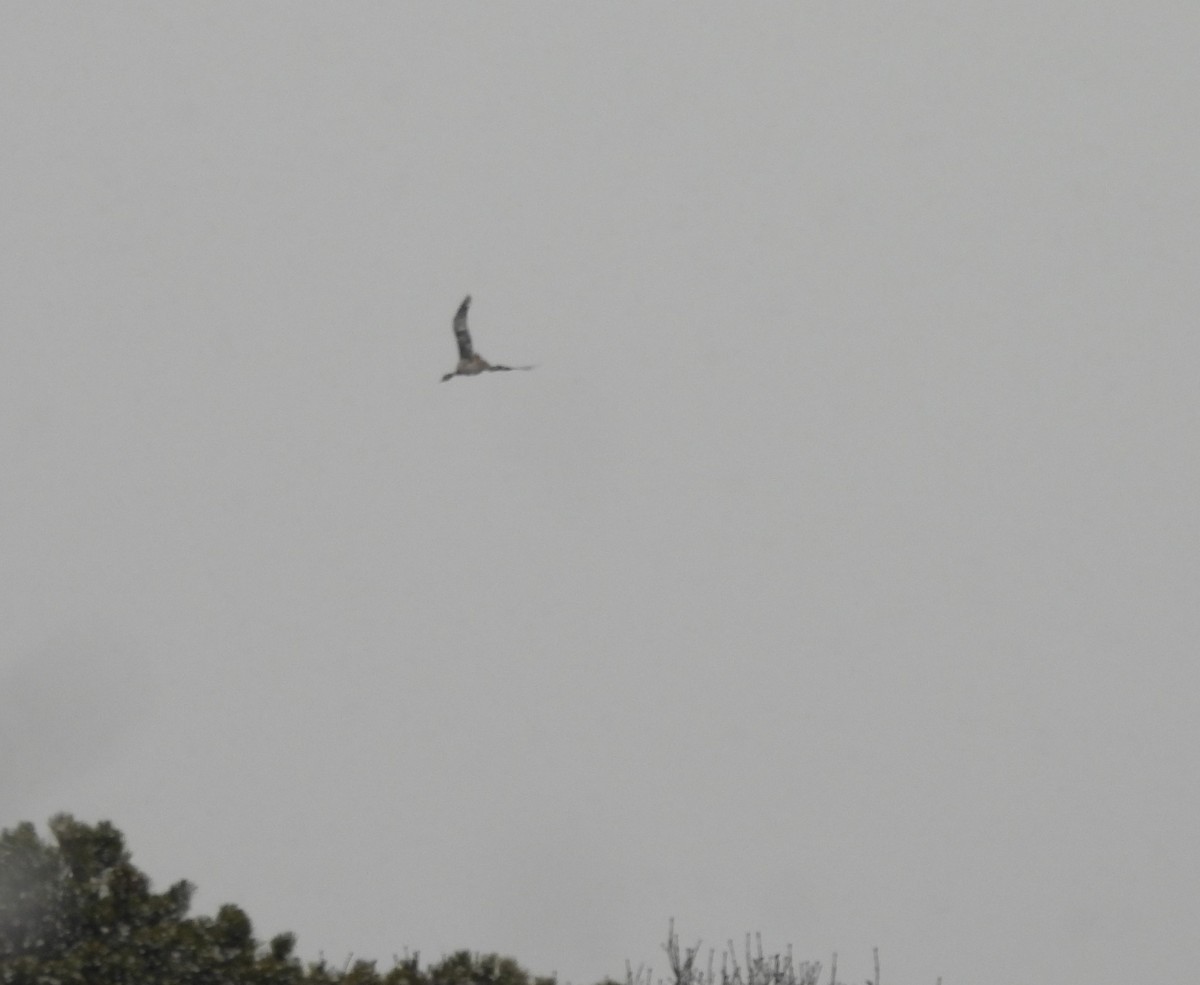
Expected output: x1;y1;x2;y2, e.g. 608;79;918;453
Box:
3;5;1198;984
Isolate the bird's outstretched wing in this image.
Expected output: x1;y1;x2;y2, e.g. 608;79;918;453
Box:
452;295;475;361
489;364;536;373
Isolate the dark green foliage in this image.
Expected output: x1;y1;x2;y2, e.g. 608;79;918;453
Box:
0;816;562;985
271;933;299;962
422;951;556;985
0;814;280;985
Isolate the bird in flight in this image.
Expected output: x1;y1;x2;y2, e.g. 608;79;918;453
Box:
441;295;534;382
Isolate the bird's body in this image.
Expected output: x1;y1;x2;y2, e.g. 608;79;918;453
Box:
441;295;533;382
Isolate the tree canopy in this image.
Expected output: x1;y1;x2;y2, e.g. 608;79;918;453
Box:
0;815;558;985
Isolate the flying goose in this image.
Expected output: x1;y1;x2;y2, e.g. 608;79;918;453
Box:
441;295;533;382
